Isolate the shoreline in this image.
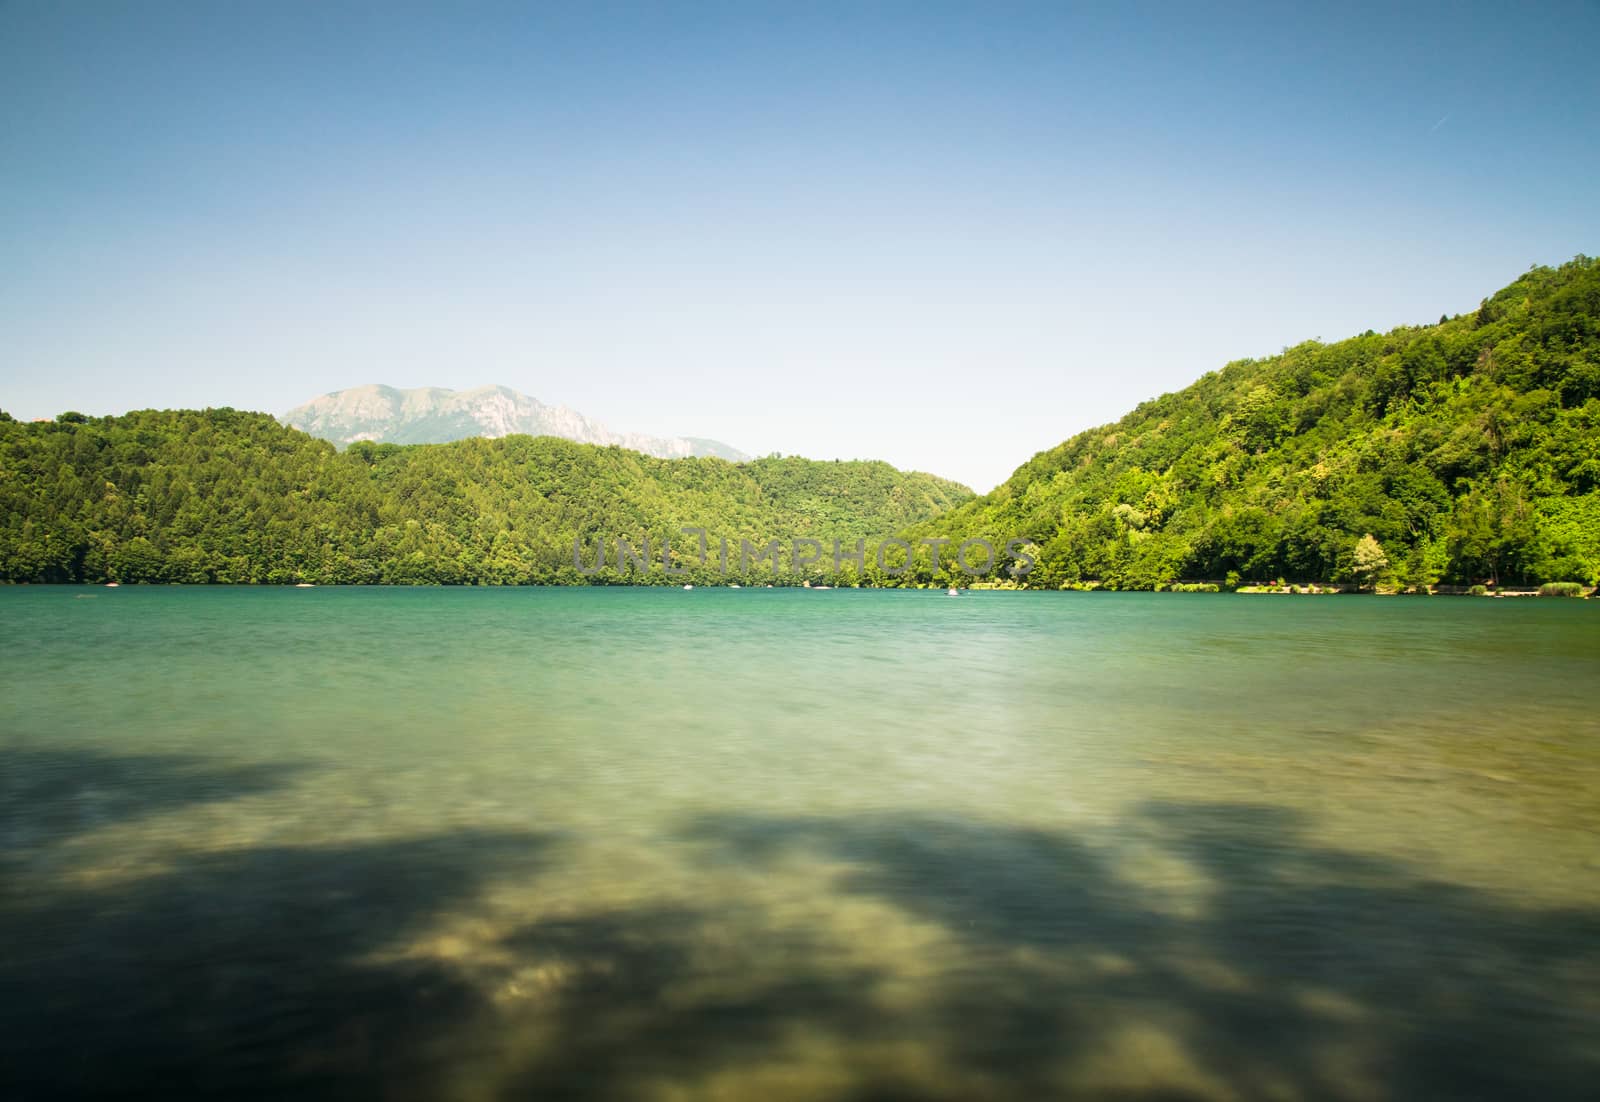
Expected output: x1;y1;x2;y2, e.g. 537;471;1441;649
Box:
3;580;1591;598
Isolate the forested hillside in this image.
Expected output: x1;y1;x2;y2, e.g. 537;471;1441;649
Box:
0;412;970;584
4;259;1597;589
901;256;1600;589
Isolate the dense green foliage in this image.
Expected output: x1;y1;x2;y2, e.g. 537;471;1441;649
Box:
0;413;971;584
897;257;1600;590
4;259;1597;589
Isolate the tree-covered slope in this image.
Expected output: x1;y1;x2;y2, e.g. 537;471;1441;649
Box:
5;259;1596;590
908;256;1600;589
0;411;970;584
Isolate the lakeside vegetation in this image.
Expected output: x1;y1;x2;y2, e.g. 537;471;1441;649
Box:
2;258;1597;591
898;256;1600;591
0;416;970;585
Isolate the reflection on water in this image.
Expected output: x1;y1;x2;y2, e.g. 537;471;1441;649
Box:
1;587;1597;1099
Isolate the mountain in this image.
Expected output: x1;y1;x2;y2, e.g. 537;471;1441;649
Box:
6;259;1595;589
899;256;1600;589
282;383;749;461
0;411;972;584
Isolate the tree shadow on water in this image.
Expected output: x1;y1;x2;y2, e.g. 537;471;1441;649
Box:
674;803;1600;1101
488;905;894;1100
0;747;556;1101
0;747;309;876
4;749;1597;1101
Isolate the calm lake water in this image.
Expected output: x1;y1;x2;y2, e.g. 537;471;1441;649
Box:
2;586;1597;1100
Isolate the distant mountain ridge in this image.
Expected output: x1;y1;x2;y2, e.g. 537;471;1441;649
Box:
282;383;749;460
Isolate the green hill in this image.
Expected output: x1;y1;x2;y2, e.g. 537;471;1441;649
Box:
0;412;971;584
5;258;1597;590
903;256;1600;590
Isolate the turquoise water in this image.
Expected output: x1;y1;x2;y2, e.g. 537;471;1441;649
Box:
2;586;1597;1100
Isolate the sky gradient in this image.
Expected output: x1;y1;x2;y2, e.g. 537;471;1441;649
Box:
4;1;1598;491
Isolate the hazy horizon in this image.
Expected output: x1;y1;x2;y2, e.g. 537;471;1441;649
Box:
5;2;1598;491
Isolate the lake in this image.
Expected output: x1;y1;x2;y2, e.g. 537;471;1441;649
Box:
2;586;1597;1100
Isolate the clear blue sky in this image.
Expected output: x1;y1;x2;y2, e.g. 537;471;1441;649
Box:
4;1;1597;491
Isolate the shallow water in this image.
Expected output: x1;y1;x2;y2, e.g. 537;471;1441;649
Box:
2;586;1597;1100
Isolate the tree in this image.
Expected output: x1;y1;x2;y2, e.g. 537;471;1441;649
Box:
1352;534;1389;592
1447;478;1536;586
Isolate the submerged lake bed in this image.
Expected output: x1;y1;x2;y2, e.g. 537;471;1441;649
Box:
2;587;1597;1100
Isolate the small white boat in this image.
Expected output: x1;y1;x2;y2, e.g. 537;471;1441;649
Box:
683;584;693;590
730;583;741;589
104;582;119;588
294;583;315;588
947;587;960;597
